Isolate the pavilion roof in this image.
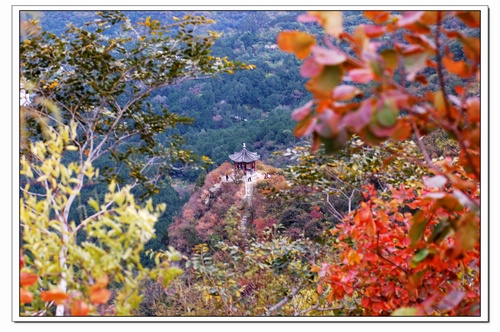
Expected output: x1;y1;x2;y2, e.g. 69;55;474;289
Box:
229;143;260;163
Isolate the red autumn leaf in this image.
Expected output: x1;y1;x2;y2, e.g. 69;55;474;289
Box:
443;56;469;77
341;99;374;132
300;57;323;78
343;283;354;296
315;108;340;138
370;122;396;138
71;300;90;316
396;42;425;56
363;24;386;38
90;275;109;291
404;33;436;51
466;97;480;122
326;289;335;303
397;11;424;27
20;288;33;304
346;249;361;265
311;46;346;65
333;85;362;101
340;98;374;132
460;36;480;63
291;101;313;122
348;68;374;83
277;31;316;60
364;11;391;24
41;288;69;305
90;288;111;305
366;217;376;237
414;74;428;85
457;11;480;28
310;265;322;273
20;253;25;269
20;272;38;287
391;118;412;141
361;297;371;308
294;115;316;137
341;269;357;283
317;283;323;295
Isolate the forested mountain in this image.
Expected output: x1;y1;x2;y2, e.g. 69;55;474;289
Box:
33;11;313;168
33;10;477;169
19;9;482;319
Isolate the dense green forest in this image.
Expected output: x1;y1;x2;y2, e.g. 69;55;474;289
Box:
19;10;482;318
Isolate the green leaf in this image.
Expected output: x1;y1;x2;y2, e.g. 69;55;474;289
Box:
311;65;343;93
88;198;99;211
161;267;183;287
380;49;398;70
428;219;452;244
409;210;426;247
376;100;398;127
391;307;418;316
411;248;429;267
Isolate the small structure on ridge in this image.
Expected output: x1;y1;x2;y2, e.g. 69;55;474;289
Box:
229;143;260;173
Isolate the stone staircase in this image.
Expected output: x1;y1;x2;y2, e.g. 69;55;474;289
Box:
239;172;259;238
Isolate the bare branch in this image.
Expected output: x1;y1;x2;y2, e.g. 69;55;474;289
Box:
294;303;345;316
264;284;305;316
72;200;116;236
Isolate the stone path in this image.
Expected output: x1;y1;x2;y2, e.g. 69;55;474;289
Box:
238;172;263;238
210;171;264;239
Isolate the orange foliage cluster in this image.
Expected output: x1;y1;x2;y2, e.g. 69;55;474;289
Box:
279;10;481;316
20;249;112;316
315;184;479;316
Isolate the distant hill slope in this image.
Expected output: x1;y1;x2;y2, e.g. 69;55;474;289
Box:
168;161;331;253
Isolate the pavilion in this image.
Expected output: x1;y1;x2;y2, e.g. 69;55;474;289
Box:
229;143;260;173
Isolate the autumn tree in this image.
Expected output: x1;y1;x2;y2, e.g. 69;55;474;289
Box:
19;10;251;316
278;10;481;316
20;123;184;316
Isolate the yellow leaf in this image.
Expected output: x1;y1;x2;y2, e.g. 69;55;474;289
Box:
319;11;343;38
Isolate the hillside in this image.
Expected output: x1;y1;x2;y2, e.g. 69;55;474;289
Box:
168;160;330;253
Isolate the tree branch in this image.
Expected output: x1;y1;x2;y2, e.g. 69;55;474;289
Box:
264;284;305;316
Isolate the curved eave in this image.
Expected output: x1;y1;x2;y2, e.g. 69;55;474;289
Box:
229;149;260;163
